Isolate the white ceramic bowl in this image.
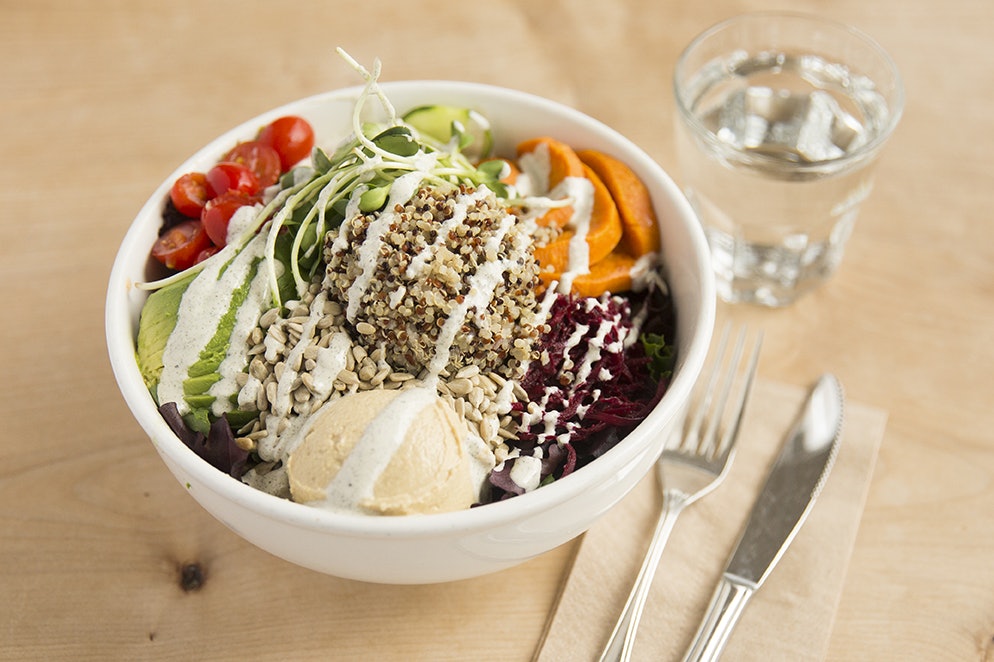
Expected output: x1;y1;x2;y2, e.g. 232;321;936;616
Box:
106;81;715;584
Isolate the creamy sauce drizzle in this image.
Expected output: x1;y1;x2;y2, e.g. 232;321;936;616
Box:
209;262;271;416
405;187;491;279
425;209;517;381
157;226;267;414
514;141;596;294
495;283;560;412
508;453;543;492
254;289;353;462
555;176;595;294
345;172;425;322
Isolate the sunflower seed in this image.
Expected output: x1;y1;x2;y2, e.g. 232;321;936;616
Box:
447;378;473;396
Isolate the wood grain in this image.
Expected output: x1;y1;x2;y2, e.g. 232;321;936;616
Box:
1;1;993;660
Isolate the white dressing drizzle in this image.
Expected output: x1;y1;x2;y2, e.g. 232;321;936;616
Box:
344;171;426;322
157;227;267;415
275;292;327;416
513;141;598;294
520;297;632;444
495;283;560;412
559;323;591;372
310;332;353;400
388;286;406;309
209;260;272;416
425;207;517;382
254;290;353;462
553;176;595;294
508;453;543;493
516;142;551;195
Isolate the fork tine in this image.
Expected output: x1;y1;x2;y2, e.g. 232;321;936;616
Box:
698;326;748;457
686;325;763;460
716;329;763;456
679;322;733;453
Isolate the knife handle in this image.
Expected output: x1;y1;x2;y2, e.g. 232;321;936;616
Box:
682;576;755;661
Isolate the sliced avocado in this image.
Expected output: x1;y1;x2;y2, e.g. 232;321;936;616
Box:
183;373;222;396
225;406;259;430
137;249;267;435
180;258;262;433
184;394;217;409
136;271;195;394
402;105;493;160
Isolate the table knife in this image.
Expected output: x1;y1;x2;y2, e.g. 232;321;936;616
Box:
682;373;845;661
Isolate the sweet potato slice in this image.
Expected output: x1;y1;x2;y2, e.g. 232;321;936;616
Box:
532;163;623;278
538;250;639;297
517;137;586;228
577;149;660;257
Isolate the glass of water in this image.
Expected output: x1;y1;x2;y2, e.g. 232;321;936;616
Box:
673;12;903;306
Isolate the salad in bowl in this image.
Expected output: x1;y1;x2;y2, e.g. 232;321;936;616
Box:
106;52;714;582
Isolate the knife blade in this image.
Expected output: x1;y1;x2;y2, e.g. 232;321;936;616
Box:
682;373;845;662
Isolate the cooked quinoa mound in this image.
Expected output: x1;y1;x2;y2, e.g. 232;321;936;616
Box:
322;185;544;378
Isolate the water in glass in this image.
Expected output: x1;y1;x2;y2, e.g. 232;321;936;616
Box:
677;50;892;306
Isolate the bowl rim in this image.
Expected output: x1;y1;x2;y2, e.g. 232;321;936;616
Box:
106;80;715;539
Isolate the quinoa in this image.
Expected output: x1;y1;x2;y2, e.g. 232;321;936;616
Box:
322;185;544;379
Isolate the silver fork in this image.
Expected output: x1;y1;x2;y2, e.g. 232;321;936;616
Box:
599;323;763;662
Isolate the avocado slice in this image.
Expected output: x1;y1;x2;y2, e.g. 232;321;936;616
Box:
136;271;194;393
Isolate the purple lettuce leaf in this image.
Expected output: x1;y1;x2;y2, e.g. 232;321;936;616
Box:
158;402;249;478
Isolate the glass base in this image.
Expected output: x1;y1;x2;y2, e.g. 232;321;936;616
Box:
706;226;848;307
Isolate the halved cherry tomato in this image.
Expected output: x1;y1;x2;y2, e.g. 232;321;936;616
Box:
223;141;282;188
258;116;314;170
205;162;261;198
202;192;256;248
151;219;213;270
169;172;210;218
194;245;220;264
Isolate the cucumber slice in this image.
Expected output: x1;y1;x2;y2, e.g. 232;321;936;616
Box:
402;105;493;160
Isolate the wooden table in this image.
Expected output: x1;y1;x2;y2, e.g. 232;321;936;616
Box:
3;1;992;659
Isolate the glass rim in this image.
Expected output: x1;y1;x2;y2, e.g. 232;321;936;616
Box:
673;11;905;172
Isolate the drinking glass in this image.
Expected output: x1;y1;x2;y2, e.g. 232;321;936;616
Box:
674;12;903;306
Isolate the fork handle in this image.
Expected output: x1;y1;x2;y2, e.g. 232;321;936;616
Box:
598;491;690;662
682;575;755;661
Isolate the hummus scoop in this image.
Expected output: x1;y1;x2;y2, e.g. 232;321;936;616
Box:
287;388;479;515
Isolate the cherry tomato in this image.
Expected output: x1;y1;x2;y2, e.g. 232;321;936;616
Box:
169;172;210;218
205;162;261;198
194;245;220;264
223;141;282;188
202;192;256;248
151;219;213;271
258;116;315;170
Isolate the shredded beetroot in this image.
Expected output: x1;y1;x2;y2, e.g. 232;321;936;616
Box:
489;285;675;500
